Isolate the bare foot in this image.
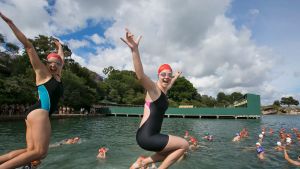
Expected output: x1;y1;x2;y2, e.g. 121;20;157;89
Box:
130;156;147;169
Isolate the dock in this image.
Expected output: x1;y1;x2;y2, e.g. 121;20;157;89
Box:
93;94;261;119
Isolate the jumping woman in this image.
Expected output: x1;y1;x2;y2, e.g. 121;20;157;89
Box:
121;29;189;169
0;12;63;169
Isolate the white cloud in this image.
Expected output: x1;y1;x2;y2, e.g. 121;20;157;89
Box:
0;0;50;41
71;53;87;67
249;9;260;16
66;39;89;50
89;34;105;45
69;0;278;104
0;46;5;52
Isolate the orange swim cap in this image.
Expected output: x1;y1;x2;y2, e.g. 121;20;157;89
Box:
158;64;172;74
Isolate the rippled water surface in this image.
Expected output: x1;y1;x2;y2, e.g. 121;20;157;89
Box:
0;115;300;169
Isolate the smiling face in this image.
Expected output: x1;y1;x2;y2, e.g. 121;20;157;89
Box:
157;64;173;89
46;57;62;75
158;69;173;88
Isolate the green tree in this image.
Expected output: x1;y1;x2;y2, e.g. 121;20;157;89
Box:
5;42;19;55
62;70;97;109
103;66;115;75
104;69;144;105
168;77;199;103
0;34;5;46
280;96;299;107
0;75;36;104
201;95;217;107
230;92;243;103
216;92;230;106
273;100;281;107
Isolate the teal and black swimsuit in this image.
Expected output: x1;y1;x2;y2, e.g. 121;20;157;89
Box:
136;91;169;152
26;77;63;118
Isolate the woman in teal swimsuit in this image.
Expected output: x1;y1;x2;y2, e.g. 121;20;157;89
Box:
0;12;64;169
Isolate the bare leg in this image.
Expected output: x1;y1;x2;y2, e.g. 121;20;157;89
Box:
158;135;188;169
0;119;32;165
140;135;188;169
0;149;26;164
0;109;51;169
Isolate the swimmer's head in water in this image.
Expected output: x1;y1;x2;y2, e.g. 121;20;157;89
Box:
157;64;172;88
45;53;63;75
276;141;282;146
99;147;108;153
256;142;261;146
73;137;80;142
259;134;263;138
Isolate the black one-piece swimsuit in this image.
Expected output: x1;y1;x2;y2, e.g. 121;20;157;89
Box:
136;91;169;152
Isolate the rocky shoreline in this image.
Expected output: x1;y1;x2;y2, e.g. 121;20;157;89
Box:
262;106;300;115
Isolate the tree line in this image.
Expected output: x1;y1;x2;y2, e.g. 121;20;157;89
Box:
2;34;296;111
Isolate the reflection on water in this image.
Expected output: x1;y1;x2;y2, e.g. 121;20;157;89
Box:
0;115;299;169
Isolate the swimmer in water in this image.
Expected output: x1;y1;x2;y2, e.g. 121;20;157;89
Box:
269;128;274;135
284;148;300;166
279;131;286;143
189;137;200;151
239;128;249;138
258;133;264;143
121;29;189;169
285;134;292;146
97;147;109;159
65;137;80;144
274;141;284;151
232;133;241;142
0;12;64;169
49;137;80;148
203;133;213;141
256;142;265;160
184;131;190;139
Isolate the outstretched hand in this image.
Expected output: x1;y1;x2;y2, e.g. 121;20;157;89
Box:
53;39;62;48
174;71;182;78
0;12;13;24
120;28;142;50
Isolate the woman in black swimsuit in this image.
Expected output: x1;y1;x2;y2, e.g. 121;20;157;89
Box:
0;12;63;169
121;29;189;169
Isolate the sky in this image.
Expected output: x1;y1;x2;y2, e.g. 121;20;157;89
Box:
0;0;299;105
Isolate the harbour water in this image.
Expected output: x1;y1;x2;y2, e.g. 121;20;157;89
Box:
0;115;299;169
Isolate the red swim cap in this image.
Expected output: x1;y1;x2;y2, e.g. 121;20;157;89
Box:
158;64;172;74
47;53;63;63
190;137;197;143
99;148;105;153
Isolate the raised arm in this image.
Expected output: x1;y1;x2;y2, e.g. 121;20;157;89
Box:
167;71;182;90
53;39;64;62
0;12;49;79
284;149;300;166
121;29;157;94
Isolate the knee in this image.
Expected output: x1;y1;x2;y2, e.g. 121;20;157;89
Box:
181;140;189;151
33;148;48;159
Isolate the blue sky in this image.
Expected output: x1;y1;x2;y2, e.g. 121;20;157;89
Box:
0;0;299;105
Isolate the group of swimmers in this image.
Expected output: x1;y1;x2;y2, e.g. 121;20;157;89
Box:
232;126;300;166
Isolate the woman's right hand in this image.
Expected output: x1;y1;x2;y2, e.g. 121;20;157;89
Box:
120;28;142;51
